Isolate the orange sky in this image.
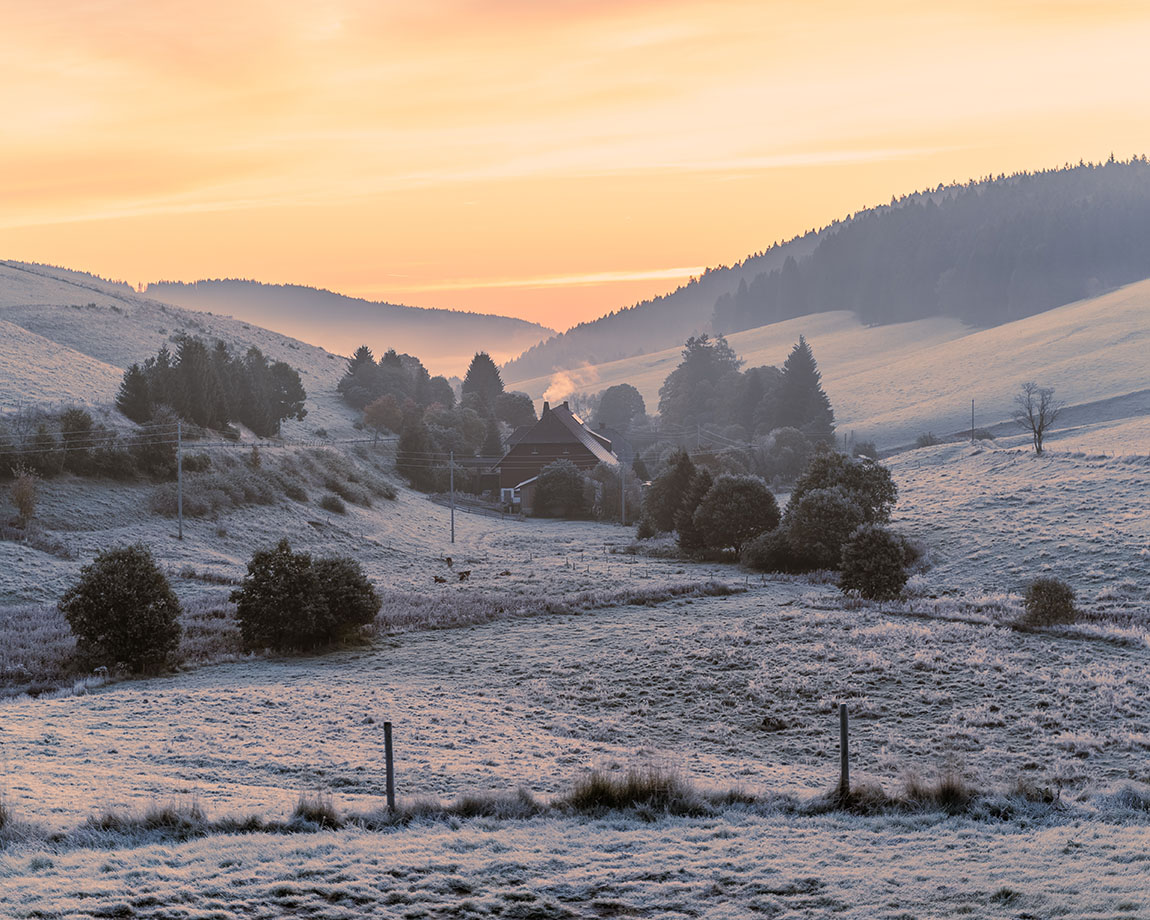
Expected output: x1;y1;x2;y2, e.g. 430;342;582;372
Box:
3;0;1150;330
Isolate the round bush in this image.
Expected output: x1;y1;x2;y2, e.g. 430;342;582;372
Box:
692;475;780;555
1022;577;1077;626
318;493;347;514
784;486;866;570
839;524;909;600
59;544;182;673
231;540;380;651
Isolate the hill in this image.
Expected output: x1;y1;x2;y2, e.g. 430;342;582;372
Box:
507;278;1150;449
503;158;1150;381
0;260;357;438
146;279;553;376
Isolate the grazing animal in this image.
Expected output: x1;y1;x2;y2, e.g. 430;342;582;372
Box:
458;570;471;582
433;575;447;583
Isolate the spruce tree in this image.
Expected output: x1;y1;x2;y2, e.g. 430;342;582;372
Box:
117;364;153;422
642;448;696;533
481;418;504;457
461;352;504;416
776;336;834;442
675;467;714;550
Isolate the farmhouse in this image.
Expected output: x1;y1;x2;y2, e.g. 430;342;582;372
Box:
497;400;619;511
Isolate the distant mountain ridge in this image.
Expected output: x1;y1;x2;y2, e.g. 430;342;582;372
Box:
504;157;1150;383
147;279;553;377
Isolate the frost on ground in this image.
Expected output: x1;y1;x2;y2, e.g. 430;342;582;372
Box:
2;814;1148;919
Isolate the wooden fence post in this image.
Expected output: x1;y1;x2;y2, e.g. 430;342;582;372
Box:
384;721;396;814
838;703;849;798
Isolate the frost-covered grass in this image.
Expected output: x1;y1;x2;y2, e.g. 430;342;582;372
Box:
2;807;1149;919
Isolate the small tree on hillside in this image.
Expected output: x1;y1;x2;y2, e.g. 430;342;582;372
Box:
789;449;897;523
495;391;537;428
461;352;504;416
775;336;834;442
675;467;714;551
839;524;909;600
116;364;152;422
59;544;182;673
363;394;403;435
9;465;39;527
641;448;696;533
1013;381;1064;455
231;540;380;652
692;475;780;556
785;486;867;570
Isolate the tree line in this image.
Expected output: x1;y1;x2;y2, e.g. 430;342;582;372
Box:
117;335;307;437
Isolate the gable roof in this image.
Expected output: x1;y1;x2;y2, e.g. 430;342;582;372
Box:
511;401;619;466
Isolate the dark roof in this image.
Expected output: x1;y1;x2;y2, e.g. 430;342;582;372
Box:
507;425;532;447
511;401;619;466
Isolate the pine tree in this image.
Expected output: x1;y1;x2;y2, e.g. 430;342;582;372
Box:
675;467;714;550
642;448;696;533
776;336;834;442
117;364;153;423
481;418;504;457
461;352;504;416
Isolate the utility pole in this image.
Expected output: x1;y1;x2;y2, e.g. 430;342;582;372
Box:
449;450;455;544
176;419;183;540
620;460;626;527
971;399;975;442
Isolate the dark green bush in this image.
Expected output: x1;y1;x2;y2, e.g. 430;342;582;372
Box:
692;474;780;556
533;459;590;518
784;486;867;570
183;452;211;473
1022;577;1077;626
59;545;182;672
231;539;381;651
742;527;814;574
789;450;897;523
839;524;909;600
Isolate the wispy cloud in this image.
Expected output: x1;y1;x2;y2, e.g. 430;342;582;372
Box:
367;266;709;294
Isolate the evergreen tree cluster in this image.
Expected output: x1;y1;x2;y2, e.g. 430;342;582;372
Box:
338;345;455;414
117;336;306;436
714;157;1150;334
657;334;834;442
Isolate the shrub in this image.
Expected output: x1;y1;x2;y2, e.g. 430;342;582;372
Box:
839;524;909;600
1021;577;1077;627
915;432;941;448
10;465;39;526
972;428;996;441
692;475;780;556
674;468;714;551
789;450;897;523
851;440;878;460
230;540;381;651
784;487;866;570
59;545;182;673
182;452;211;473
635;517;657;540
742;527;814;574
318;494;347;514
533;458;589;518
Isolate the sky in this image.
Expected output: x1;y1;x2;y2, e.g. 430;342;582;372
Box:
3;0;1150;331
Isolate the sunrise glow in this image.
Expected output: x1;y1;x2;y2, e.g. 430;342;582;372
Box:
4;0;1150;328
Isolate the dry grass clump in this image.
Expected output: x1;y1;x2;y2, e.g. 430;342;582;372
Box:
558;767;708;817
317;493;347;514
0;603;79;695
291;792;342;830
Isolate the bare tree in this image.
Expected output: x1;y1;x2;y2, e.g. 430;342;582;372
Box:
1013;382;1064;454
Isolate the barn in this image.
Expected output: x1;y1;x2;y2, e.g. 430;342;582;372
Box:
496;401;619;512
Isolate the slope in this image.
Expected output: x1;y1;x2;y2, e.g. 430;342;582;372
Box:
507;278;1150;449
502;158;1150;382
0;260;356;438
147;279;553;376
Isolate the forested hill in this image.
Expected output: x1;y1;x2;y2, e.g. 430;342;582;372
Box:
501;231;824;383
504;157;1150;383
147;279;553;376
715;157;1150;334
